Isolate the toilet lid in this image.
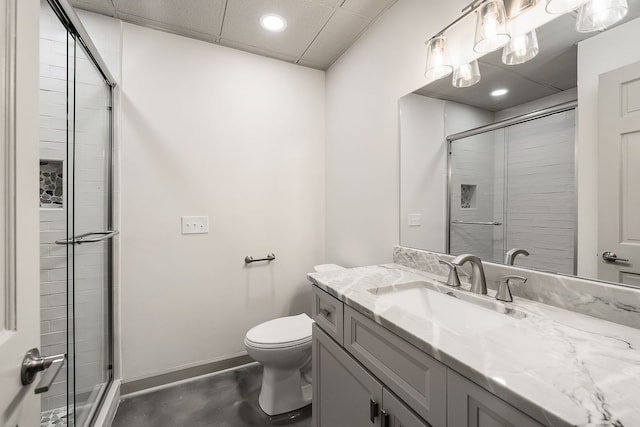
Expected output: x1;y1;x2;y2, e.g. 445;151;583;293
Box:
245;313;313;348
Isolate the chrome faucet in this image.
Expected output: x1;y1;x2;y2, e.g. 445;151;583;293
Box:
504;248;529;265
451;254;487;295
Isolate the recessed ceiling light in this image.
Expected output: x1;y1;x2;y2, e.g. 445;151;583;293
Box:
491;88;509;96
260;14;287;32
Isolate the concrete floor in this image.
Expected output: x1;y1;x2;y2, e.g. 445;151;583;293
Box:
112;363;312;427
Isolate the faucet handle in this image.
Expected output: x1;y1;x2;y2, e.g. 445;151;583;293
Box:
438;260;461;287
496;275;527;302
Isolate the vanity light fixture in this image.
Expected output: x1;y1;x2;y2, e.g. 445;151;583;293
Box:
575;0;628;32
452;60;482;87
425;35;454;81
545;0;590;13
491;88;509;96
502;29;539;64
473;0;511;53
260;13;287;32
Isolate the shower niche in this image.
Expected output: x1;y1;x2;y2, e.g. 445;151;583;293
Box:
39;160;64;208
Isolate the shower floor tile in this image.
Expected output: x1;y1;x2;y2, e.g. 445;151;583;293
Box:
112;363;311;427
41;406;68;427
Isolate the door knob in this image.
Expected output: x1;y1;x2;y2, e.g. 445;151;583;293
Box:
602;251;629;263
21;348;66;394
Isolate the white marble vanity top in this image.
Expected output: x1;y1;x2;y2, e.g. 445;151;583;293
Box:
308;263;640;427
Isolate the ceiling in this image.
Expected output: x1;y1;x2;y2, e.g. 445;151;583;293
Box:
69;0;398;70
415;1;640;111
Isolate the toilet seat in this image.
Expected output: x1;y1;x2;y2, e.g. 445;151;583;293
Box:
245;314;313;349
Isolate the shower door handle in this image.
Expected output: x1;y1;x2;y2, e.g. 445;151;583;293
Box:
21;348;66;394
55;230;120;245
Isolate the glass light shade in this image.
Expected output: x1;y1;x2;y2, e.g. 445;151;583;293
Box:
452;60;481;88
425;35;453;81
545;0;590;13
576;0;628;32
502;30;539;65
474;0;511;53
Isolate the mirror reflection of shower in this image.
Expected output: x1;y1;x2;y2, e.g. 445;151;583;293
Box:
448;107;577;275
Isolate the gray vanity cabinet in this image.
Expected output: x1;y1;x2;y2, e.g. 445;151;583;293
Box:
313;324;430;427
311;285;547;427
447;370;544;427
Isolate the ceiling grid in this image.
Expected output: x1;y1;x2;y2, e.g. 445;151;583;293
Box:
69;0;398;70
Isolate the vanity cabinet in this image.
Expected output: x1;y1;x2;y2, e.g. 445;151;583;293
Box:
313;324;430;427
312;285;547;427
447;370;544;427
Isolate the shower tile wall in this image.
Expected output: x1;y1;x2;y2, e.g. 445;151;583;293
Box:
39;1;112;412
449;131;501;262
504;110;576;274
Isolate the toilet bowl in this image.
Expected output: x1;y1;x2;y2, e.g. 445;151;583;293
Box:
244;264;345;416
244;314;314;416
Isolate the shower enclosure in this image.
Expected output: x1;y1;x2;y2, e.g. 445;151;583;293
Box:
448;105;577;275
39;1;116;426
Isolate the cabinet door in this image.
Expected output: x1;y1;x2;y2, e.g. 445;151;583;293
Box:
447;371;544;427
344;306;447;426
382;389;431;427
313;324;383;427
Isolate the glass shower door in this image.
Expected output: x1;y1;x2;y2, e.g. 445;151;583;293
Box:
66;35;113;427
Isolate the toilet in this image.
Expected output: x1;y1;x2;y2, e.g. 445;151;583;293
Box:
244;263;345;416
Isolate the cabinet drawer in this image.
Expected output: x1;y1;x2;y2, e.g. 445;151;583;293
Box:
312;286;344;345
447;370;544;427
344;306;447;427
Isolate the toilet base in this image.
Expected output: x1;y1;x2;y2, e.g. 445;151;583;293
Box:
258;364;312;416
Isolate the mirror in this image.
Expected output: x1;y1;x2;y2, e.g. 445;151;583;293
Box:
399;6;640;287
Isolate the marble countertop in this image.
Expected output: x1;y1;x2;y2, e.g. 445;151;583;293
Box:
308;263;640;427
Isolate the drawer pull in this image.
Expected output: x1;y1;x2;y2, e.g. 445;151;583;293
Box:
381;410;390;427
319;308;332;319
370;399;379;422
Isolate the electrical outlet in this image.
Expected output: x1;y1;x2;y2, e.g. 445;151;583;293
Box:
408;213;422;227
181;216;209;234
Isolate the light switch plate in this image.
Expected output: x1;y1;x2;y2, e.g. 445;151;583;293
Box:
181;216;209;234
408;213;422;227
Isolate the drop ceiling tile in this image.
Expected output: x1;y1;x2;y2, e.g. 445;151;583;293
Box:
297;59;326;70
113;0;224;36
310;0;344;7
341;0;397;19
218;38;299;63
221;0;334;58
117;13;219;44
70;0;116;15
301;8;369;69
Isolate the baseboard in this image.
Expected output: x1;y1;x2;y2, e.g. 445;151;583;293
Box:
93;379;120;427
119;354;253;396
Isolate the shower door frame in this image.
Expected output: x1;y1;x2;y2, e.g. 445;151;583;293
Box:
445;100;578;273
43;1;116;425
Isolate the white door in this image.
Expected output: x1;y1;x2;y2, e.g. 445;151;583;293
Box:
0;0;44;425
598;60;640;286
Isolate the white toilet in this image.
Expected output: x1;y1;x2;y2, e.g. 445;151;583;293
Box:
244;263;345;416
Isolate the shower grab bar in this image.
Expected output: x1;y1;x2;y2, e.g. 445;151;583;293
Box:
55;230;120;245
245;253;276;264
451;220;502;226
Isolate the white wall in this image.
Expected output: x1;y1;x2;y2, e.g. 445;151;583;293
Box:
398;94;494;253
119;24;325;381
577;17;640;278
398;94;446;252
325;0;469;267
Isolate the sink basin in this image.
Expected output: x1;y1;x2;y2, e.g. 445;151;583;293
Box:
368;281;525;335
